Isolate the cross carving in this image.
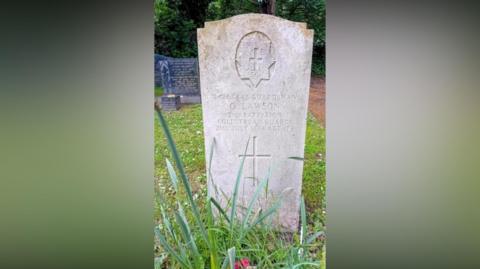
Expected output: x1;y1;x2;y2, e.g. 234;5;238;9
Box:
238;136;271;183
248;48;263;72
235;31;275;88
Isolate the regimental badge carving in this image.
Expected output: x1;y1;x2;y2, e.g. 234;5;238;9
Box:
235;31;276;88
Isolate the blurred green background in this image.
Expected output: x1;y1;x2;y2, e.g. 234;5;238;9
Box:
154;0;325;75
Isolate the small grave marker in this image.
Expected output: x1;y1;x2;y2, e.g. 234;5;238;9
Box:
155;54;201;105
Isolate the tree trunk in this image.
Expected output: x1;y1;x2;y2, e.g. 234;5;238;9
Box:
261;0;275;15
269;0;275;15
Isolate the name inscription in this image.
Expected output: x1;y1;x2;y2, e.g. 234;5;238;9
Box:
209;92;306;132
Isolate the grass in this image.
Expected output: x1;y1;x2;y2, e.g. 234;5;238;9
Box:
154;104;326;267
155;87;164;97
154;105;206;195
303;112;326;229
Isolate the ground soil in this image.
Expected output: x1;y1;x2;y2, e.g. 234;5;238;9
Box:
308;76;325;126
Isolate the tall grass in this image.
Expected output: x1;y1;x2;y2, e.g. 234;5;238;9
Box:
154;108;324;268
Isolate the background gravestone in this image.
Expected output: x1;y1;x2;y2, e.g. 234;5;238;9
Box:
198;14;313;230
154;54;201;104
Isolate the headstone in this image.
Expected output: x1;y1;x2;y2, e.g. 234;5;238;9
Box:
155;54;201;104
198;14;313;230
160;95;181;111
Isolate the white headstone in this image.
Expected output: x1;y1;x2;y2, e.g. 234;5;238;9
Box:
198;14;313;230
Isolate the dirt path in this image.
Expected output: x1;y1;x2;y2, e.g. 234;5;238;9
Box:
308;76;325;126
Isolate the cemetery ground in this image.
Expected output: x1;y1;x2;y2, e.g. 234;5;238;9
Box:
154;77;325;267
308;77;325;126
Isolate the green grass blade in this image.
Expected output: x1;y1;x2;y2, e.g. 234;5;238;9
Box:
292;262;321;268
176;204;198;251
208;138;222;202
240;170;270;238
165;158;178;192
250;198;282;228
159;205;177;241
208;138;216;188
306;231;325;245
227;247;236;269
220;189;231;208
175;211;193;246
154;226;191;268
298;196;308;258
300;196;307;245
206;198;220;269
321;244;326;269
221;254;229;269
155;191;177;241
156;198;189;262
175;208;203;268
230;138;250;229
210;197;230;223
155;108;210;247
154;254;167;269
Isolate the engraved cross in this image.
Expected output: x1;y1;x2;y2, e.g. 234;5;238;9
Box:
248;48;262;71
239;136;271;183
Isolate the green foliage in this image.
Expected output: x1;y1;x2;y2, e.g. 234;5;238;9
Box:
303;113;326;228
206;0;260;19
154;0;198;57
155;105;325;268
154;105;325;228
206;0;326;75
275;1;325;49
311;56;325;76
154;106;325;268
276;0;326;76
154;0;325;75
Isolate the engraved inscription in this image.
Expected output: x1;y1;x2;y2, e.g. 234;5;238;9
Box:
210;92;306;132
169;59;200;95
235;32;275;88
155;56;200;96
239;136;271;205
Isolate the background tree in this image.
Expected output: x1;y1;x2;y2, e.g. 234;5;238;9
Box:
275;0;325;74
154;0;197;57
155;0;325;75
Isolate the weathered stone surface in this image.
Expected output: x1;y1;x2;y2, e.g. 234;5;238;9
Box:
160;95;181;111
198;14;313;230
154;54;201;103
